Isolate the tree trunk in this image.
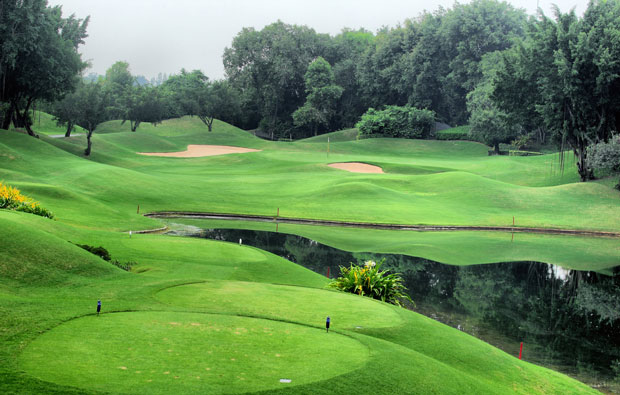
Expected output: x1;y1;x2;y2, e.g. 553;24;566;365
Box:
1;101;12;130
14;99;38;137
64;121;73;137
84;128;93;156
207;117;213;132
494;142;500;155
130;120;140;132
576;145;594;182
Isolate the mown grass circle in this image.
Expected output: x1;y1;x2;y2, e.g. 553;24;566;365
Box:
20;311;369;394
156;280;404;329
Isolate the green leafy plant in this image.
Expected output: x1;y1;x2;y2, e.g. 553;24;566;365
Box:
328;259;413;307
356;106;435;140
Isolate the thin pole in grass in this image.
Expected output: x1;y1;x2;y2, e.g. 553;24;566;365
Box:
327;136;330;158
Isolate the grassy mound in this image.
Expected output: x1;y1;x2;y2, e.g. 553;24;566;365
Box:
21;311;368;394
156;280;403;328
0;212;119;285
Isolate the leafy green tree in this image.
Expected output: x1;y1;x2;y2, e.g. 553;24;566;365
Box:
73;82;108;156
0;1;89;135
224;21;328;134
467;52;521;154
494;1;620;181
125;86;165;131
329;29;375;128
293;57;343;136
162;70;240;131
161;69;206;119
198;80;241;131
437;0;526;124
103;61;135;122
52;87;83;137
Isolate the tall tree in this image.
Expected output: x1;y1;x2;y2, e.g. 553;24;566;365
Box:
103;61;135;122
52;84;83;137
467;52;521;154
293;57;343;136
73;82;107;156
196;80;241;131
494;1;620;181
223;21;328;135
125;86;165;132
0;1;89;135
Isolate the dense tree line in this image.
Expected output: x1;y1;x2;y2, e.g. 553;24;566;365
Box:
2;0;619;182
223;1;526;136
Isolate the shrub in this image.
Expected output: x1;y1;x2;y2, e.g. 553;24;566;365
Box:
588;136;620;173
76;244;111;261
0;182;54;219
111;260;136;272
356;106;435;139
328;259;413;307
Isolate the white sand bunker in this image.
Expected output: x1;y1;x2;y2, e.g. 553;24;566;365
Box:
138;145;261;158
328;162;384;173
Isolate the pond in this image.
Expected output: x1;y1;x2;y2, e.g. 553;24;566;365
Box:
163;218;620;387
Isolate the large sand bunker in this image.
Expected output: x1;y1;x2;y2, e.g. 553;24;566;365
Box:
328;162;384;173
138;145;261;158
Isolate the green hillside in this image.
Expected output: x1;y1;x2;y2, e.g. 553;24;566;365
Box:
0;114;616;393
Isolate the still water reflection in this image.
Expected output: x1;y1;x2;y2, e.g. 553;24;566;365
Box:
167;224;620;384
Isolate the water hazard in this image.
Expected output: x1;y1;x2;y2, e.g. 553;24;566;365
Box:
163;220;620;386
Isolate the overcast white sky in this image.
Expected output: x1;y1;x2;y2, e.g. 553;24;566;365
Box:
48;0;589;80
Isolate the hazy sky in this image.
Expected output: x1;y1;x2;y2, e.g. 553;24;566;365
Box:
48;0;589;80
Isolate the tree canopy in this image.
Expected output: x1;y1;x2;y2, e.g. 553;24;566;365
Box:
0;0;89;135
493;0;620;181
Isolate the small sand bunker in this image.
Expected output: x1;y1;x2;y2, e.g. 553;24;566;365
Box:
138;145;260;158
328;162;384;174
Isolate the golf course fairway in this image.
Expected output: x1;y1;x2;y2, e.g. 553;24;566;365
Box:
1;115;616;394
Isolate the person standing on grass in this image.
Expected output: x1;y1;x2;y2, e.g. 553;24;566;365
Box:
326;316;330;333
97;300;101;316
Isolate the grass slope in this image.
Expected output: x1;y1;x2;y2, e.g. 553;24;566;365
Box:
0;213;597;394
1;116;618;232
0;115;616;393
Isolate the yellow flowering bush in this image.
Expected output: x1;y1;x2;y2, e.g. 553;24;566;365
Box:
0;182;54;219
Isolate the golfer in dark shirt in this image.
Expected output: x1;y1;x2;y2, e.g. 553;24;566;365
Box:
97;300;101;316
326;316;330;333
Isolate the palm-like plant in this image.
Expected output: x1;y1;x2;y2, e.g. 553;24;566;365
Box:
328;259;413;307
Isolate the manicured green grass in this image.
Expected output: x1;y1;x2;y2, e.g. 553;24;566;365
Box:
0;113;614;394
1;116;617;233
156;280;403;328
21;311;369;394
